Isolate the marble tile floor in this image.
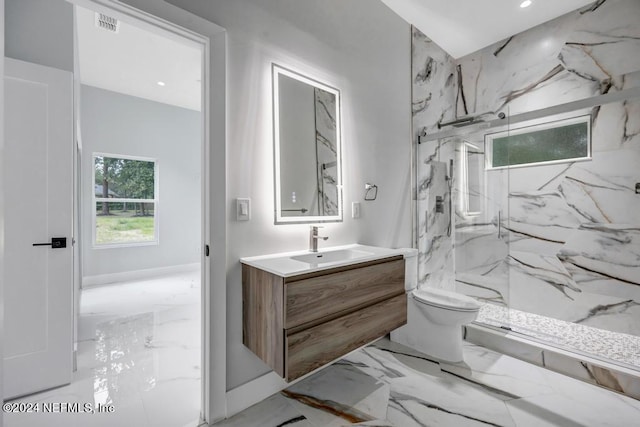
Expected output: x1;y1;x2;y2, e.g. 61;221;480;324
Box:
217;338;640;427
4;270;202;427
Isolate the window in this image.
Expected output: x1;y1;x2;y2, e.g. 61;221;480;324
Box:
93;154;158;247
485;115;591;169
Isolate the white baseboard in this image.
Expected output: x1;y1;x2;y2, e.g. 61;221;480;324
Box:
82;262;200;287
225;372;287;418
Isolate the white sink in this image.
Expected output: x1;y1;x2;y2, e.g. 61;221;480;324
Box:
290;248;374;265
241;244;410;277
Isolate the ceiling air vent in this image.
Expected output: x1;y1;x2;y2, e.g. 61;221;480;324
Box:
95;12;120;33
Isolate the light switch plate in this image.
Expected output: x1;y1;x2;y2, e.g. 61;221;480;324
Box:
236;198;251;221
352;201;361;219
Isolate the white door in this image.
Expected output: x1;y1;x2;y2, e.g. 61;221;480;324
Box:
4;58;74;399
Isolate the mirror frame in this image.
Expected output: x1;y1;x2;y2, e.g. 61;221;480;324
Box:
272;63;343;224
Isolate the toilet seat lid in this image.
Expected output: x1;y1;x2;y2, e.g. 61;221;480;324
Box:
412;288;481;311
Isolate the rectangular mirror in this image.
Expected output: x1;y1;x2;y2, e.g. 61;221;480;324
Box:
272;64;343;224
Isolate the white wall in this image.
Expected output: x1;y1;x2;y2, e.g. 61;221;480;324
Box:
80;85;201;279
5;0;73;72
165;0;412;390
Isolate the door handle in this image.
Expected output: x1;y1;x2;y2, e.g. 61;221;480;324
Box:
33;237;67;249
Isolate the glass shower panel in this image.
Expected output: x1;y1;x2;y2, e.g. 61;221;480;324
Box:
505;101;640;369
453;131;511;329
420;85;640;372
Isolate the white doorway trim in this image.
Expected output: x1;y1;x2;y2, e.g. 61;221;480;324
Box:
0;0;6;425
67;0;227;424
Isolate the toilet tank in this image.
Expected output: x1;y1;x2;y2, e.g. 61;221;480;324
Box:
400;248;418;292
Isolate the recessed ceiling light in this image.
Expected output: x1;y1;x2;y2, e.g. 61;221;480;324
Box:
157;81;166;87
520;0;532;8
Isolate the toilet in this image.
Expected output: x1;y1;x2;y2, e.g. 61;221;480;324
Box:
392;250;481;363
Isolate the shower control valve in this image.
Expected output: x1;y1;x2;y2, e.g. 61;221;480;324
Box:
435;196;445;213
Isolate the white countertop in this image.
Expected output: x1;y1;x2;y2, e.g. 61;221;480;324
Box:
240;244;415;277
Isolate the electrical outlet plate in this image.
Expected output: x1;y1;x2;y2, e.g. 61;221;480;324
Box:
352;201;361;219
237;198;251;221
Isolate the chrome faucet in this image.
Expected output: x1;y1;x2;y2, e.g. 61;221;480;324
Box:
309;225;328;252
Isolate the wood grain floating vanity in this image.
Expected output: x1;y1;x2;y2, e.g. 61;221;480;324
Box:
241;245;407;382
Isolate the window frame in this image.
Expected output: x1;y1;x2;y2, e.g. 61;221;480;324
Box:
92;152;159;249
485;114;592;170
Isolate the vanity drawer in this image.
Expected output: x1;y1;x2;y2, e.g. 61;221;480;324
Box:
284;257;404;329
285;293;407;381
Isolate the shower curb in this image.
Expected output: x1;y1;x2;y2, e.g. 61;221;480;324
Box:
464;323;640;401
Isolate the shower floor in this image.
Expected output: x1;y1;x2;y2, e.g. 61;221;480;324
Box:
477;303;640;370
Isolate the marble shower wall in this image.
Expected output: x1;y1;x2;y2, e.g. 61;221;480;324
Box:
455;0;640;117
450;0;640;343
412;27;458;290
414;0;640;344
